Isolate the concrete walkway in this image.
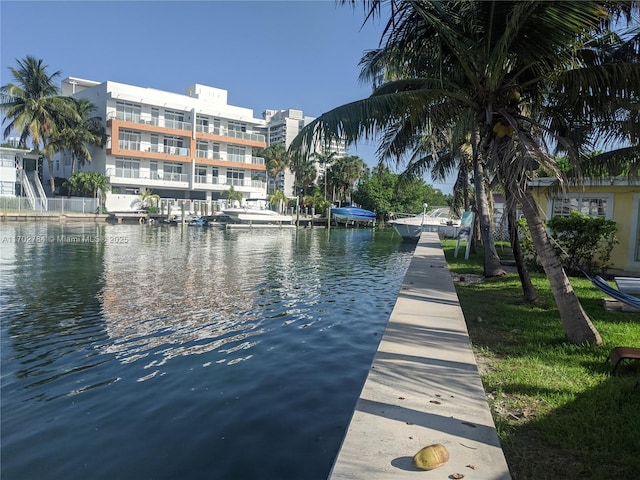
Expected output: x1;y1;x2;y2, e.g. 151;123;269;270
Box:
329;232;511;479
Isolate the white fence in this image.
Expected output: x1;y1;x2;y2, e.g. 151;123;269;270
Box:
0;196;99;213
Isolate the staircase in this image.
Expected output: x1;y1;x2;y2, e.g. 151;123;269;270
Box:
19;169;47;211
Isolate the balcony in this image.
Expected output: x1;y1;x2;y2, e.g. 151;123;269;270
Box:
108;112;192;131
116;140;191;158
195;124;265;143
162;172;188;182
196;150;222;160
106;168;188;184
149;145;191;156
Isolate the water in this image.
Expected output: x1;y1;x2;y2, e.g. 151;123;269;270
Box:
0;222;414;480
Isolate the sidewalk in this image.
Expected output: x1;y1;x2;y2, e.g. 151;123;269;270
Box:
329;232;511;479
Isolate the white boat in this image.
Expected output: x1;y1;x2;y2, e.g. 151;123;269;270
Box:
222;199;293;225
389;205;460;240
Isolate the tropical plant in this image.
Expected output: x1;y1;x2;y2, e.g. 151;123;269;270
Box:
225;185;243;204
0;56;77;195
259;143;290;194
290;153;318;197
327;155;367;204
66;171;110;212
310;149;339;201
140;188;160;213
291;1;639;344
546;212;619;276
268;189;288;213
48;98;106;174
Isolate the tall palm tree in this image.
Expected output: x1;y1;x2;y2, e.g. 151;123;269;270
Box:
310;149;338;201
259;143;290;194
0;56;76;194
50;98;106;175
291;1;639;344
290;153;317;197
328;155;367;204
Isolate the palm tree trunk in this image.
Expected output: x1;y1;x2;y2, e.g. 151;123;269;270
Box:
471;128;505;277
517;189;601;345
505;190;537;302
46;155;56;196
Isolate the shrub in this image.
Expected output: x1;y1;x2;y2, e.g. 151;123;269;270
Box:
519;212;618;276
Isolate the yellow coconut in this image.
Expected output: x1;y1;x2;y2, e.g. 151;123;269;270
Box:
492;121;514;138
413;443;450;471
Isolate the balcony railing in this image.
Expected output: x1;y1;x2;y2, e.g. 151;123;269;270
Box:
149;145;191;156
119;140;141;151
114;169;140;179
195;124;265;143
196;150;222;160
106;168;187;184
108;112;191;131
162;172;188;182
251;156;265;165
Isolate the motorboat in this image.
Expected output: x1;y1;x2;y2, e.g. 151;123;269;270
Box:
222;199;293;224
389;205;461;240
222;207;293;224
330;206;376;225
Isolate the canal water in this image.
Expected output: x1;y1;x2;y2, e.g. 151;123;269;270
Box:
0;222;414;480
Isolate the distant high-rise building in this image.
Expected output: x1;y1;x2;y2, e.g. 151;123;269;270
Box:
262;109;347;197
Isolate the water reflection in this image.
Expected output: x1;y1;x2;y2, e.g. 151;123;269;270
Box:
1;223;414;480
1;222;108;398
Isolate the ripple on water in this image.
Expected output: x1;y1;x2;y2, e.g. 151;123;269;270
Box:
1;225;413;480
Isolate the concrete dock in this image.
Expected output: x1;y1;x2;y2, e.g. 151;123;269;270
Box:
329;232;511;479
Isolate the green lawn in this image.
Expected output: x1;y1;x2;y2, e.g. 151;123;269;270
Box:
441;240;640;480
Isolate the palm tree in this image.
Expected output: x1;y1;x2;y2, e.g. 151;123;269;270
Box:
291;1;639;344
0;56;76;195
328;155;367;204
290;154;317;197
268;189;288;213
140;188;160;211
259;143;290;194
310;149;338;201
50;98;106;175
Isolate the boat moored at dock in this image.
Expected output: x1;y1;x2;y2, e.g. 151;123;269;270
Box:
330;206;376;226
389;205;460;240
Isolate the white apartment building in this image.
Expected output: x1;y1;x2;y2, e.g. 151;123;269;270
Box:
262;108;347;197
52;77;269;203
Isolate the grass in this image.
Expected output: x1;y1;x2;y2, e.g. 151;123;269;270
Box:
441;240;640;480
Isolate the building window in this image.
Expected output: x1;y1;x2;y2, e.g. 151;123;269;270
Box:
163;136;185;155
197;140;209;158
195;166;207;184
226;168;244;186
115;158;140;178
116;101;141;122
228;120;246;133
551;194;611;219
196;116;209;133
163;163;184;182
227;145;245;163
165;110;185;129
119;130;141;151
150;161;159;180
212;167;219;184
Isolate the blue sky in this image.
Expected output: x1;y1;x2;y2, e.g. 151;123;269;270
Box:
0;0;455;193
